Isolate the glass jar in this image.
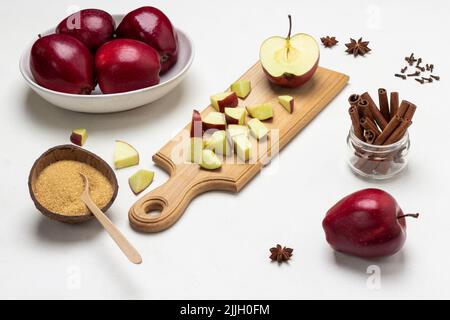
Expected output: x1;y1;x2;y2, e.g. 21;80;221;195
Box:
347;127;410;180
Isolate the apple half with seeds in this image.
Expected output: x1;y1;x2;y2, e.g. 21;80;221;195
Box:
205;130;230;156
200;149;222;170
278;95;294;113
114;140;139;169
225;107;247;125
248;118;269;140
210;91;238;112
129;169;154;195
203;112;227;130
230;80;251;99
246;103;273;121
260;15;319;88
70;128;88;146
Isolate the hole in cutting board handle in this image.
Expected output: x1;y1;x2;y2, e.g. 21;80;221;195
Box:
143;199;165;218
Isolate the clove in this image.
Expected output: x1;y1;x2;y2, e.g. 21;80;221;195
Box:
422;77;433;83
415;78;425;84
430;75;440;81
416;58;423;67
395;73;407;80
401;66;408;73
407;71;421;77
416;66;425;72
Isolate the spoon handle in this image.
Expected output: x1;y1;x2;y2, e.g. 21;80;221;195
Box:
81;195;142;265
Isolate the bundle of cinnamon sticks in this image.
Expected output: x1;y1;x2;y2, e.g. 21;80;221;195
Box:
348;89;416;146
348;89;417;176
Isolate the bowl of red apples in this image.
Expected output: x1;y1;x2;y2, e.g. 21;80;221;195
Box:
19;7;194;113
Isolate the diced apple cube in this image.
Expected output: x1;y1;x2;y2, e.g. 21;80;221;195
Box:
210;91;238;112
70;128;88;146
114;140;139;169
200;149;222;170
128;169;154;194
278;95;294;113
203;112;227;130
204;130;230;156
246;103;273;120
248;118;269;140
234;135;252;162
225;107;247;125
230;80;251;99
187;137;203;164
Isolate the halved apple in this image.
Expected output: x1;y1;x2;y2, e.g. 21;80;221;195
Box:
230;80;251;99
114;140;139;169
225;107;247;125
203;112;227;130
204;130;230;156
210;91;238;112
70;128;88;146
233;135;252;162
278;95;294;113
129;169;154;195
200;149;222;170
259;15;320;88
190;109;203;138
248;118;269;140
246;103;273;121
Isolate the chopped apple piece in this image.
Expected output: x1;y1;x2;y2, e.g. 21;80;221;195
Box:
203;112;226;130
205;130;230;156
210;91;238;112
187;137;203;164
278;95;294;113
190;109;203;138
200;149;222;170
114;140;139;169
70;128;88;146
230;80;251;99
128;169;154;195
248;118;269;140
227;124;249;141
246;103;273;120
234;135;252;162
225;107;247;125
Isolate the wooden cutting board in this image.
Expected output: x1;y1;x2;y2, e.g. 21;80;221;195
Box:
129;62;349;232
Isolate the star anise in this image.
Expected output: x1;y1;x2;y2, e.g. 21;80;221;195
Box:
345;38;371;57
269;244;293;263
321;36;339;48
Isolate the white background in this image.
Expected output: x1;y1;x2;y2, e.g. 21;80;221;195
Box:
0;0;449;300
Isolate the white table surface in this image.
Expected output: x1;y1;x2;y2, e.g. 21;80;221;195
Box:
1;0;449;300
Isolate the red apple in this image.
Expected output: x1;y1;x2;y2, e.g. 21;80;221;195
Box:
259;15;319;88
322;189;419;258
210;92;238;113
116;6;178;74
30;34;95;94
56;9;115;52
95;39;161;94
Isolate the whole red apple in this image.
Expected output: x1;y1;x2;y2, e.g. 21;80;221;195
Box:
322;189;418;258
95;39;161;94
116;6;178;74
259;15;320;88
56;9;115;52
30;34;95;94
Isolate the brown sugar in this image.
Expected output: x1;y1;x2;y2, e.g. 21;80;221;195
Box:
34;160;114;216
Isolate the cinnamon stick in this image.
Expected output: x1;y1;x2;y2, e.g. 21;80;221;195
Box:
384;119;412;145
357;99;372;120
360;116;381;136
364;130;376;144
349;106;364;141
390;92;399;119
361;92;388;130
397;100;411;118
378;88;390;122
348;94;361;106
374;115;402;145
404;102;417;121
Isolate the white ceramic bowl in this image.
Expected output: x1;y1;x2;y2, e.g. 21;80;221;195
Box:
19;14;194;113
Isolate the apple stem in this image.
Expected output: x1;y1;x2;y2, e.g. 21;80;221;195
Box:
397;213;420;220
287;15;292;40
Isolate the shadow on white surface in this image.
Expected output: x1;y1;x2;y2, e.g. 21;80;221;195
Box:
22;80;188;132
333;250;406;278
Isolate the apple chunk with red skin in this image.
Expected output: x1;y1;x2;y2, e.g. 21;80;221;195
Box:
278;95;294;113
210;92;238;112
203;112;227;130
260;16;320;88
188;110;203;163
225;107;247;125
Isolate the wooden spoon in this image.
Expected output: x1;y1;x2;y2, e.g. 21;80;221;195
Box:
79;173;142;265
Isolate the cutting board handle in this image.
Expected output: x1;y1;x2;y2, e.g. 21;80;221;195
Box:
128;153;242;233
